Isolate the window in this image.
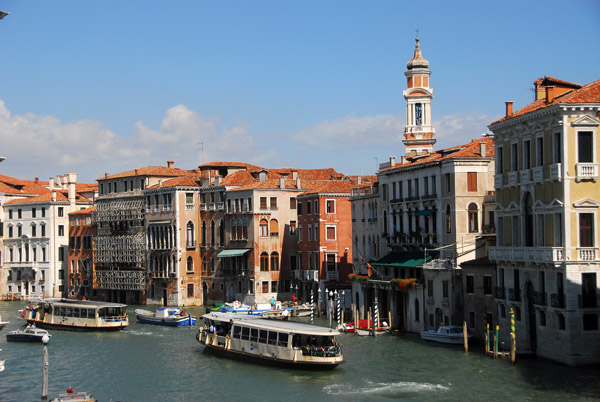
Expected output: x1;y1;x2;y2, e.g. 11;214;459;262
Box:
271;281;278;293
290;221;297;235
41;207;46;217
8;226;13;238
483;276;492;295
17;225;22;237
578;131;593;163
466;275;474;294
186;222;195;247
18;209;22;219
262;281;269;293
259;219;268;237
187;284;194;298
308;225;312;241
511;142;519;171
468;204;479;233
444;173;451;193
58;225;65;236
314;200;318;214
415;103;423;125
260;252;269;271
553;132;562;163
58;247;65;262
270;197;277;209
307;200;312;215
427;280;433;297
270;219;279;237
445;205;452;233
442;281;449;298
186;256;194;273
579;213;594;247
536;136;544;166
415;299;419;321
314;223;319;240
326;254;336;271
32;208;37;218
185;193;193;205
326;199;335;214
467;172;477;192
290;197;297;209
553;213;563;247
297;202;302;215
523;140;531;170
326;225;336;241
58;207;64;217
260;197;267;209
270;252;279;271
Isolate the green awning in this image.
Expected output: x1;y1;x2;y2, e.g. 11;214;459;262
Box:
217;249;251;258
370;251;436;268
415;209;435;216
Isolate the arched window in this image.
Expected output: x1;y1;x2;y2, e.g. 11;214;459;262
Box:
259;219;268;237
468;203;479;233
186;256;194;273
445;205;452;233
270;219;279;237
230;218;237;241
201;221;206;246
260;252;269;271
242;219;248;239
219;219;224;245
202;257;207;273
270;252;279;271
210;221;216;246
186;222;195;247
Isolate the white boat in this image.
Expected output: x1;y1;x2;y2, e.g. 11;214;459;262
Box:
135;307;196;326
420;325;471;344
6;326;52;343
0;315;9;330
50;388;97;402
197;311;343;369
21;299;129;331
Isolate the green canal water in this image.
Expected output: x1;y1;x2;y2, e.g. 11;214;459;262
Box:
0;301;599;401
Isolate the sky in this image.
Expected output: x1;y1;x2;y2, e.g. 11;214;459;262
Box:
0;0;599;184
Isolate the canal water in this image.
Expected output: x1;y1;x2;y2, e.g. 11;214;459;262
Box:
0;301;599;401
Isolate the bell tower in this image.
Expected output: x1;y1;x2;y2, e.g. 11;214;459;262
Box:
403;36;435;157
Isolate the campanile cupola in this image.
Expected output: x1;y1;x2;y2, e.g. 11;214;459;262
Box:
402;36;436;157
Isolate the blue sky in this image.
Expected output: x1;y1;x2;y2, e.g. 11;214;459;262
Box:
1;0;599;183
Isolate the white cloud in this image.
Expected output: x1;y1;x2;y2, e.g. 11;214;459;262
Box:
433;111;498;149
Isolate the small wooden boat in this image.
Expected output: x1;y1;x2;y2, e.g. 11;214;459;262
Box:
135;307;196;326
6;326;51;343
420;325;471;344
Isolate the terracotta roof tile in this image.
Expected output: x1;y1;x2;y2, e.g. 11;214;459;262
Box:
98;166;196;181
69;206;96;215
220;170;257;187
300;180;356;196
146;175;202;190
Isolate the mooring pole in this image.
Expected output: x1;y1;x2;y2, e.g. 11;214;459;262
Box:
510;308;516;365
494;325;499;359
41;337;49;400
310;288;314;325
463;321;468;353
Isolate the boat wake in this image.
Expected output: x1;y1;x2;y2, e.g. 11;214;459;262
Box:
324;380;449;397
126;329;164;337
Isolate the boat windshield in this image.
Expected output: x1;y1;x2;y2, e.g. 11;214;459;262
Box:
98;307;125;317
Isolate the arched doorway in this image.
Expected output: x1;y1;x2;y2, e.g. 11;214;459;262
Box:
526;281;537;352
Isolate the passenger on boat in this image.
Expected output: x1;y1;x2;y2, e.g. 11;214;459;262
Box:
281;309;289;320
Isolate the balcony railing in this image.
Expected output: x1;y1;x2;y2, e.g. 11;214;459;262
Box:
326;271;339;281
494;174;503;188
508;288;521;302
550;163;562;182
489;247;566;263
551;293;566;308
520;170;531;184
578;248;598;261
185;204;194;211
575;163;598;182
508;171;519;187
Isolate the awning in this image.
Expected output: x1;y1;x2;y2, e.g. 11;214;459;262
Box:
217;249;251;258
415;209;435;217
370;251;437;268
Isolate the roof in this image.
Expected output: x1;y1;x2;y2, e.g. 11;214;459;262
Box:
492;77;600;124
69;206;96;215
146;175;202;190
98;166;196;181
5;191;92;205
299;180;356;196
202;312;340;336
221;170;257;187
379;137;494;173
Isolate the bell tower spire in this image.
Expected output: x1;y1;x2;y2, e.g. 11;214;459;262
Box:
403;36;435;157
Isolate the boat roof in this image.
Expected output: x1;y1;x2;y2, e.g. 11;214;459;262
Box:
33;298;127;308
202;312;340;336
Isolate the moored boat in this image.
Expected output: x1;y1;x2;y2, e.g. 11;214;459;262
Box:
6;326;51;343
420;325;471;344
50;388;97;402
197;311;343;369
135;307;196;326
0;315;9;330
21;299;129;331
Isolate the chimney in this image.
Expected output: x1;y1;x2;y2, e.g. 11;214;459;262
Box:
279;177;286;189
48;177;55;191
52;191;56;202
357;176;362;185
505;101;513;117
259;171;267;181
67;172;77;207
291;170;298;180
167;160;174;169
215;175;221;185
546;86;556;103
105;173;109;179
296;177;301;190
158;180;162;188
390;156;396;168
480;142;487;158
55;175;62;187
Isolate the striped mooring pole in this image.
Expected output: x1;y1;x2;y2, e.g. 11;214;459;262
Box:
510;307;516;364
373;296;379;335
310;288;314;325
336;290;340;327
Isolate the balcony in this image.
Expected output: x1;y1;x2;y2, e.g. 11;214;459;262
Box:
494;174;503;188
304;270;319;282
532;166;544;183
520;170;531;184
217;202;225;211
578;248;598;261
549;163;562;182
575;163;598;182
551;293;566;308
326;271;339;281
489;247;566;263
533;291;547;306
186;241;196;250
441;297;449;306
494;286;506;299
426;296;434;304
508;171;519;187
199;203;207;211
508;288;521;302
185;204;194;211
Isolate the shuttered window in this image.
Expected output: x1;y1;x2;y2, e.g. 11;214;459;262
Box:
467;172;477;192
